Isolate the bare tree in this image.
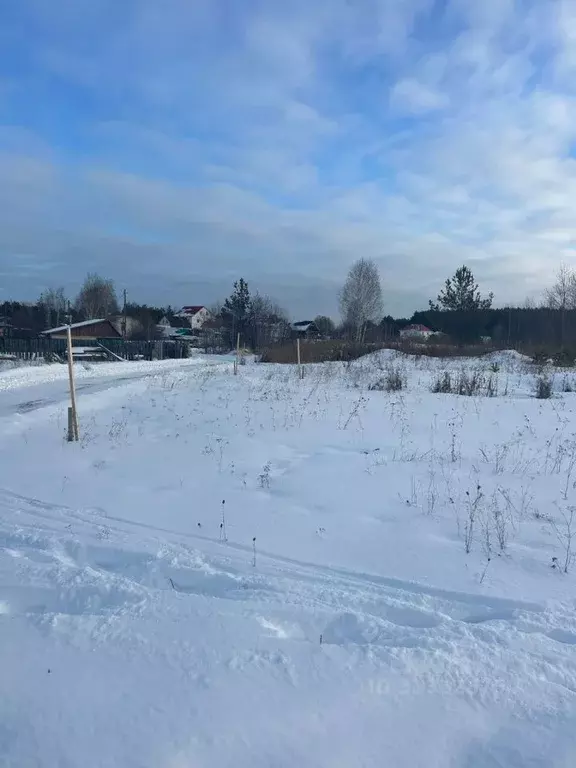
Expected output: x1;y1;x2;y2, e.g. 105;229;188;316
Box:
39;286;67;328
247;293;290;349
339;258;383;341
544;264;576;311
75;273;119;319
544;264;576;344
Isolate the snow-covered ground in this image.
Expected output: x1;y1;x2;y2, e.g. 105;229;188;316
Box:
1;352;576;767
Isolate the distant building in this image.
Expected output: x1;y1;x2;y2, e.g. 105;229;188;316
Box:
399;324;434;340
174;306;211;330
41;319;122;341
156;316;195;339
108;314;143;339
291;320;321;340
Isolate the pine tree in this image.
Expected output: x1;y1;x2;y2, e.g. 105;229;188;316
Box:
222;279;251;345
430;266;493;311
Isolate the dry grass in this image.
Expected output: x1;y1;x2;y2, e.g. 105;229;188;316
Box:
261;340;499;364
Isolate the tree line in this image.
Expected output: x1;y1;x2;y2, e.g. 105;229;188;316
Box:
1;273;164;340
4;262;576;351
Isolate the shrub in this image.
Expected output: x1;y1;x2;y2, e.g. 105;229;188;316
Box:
456;370;481;396
369;366;405;392
431;369;497;397
432;371;453;394
532;349;550;366
534;373;553;399
553;349;574;367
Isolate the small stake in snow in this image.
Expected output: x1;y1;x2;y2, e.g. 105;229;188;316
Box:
168;577;176;590
219;499;227;542
252;537;257;568
479;557;491;584
297;338;303;380
65;311;79;442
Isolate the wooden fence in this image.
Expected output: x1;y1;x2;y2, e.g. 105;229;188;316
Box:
0;337;190;362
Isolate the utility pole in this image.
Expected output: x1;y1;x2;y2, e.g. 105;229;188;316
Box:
65;308;79;442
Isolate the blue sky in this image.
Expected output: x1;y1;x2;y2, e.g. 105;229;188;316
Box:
1;0;575;317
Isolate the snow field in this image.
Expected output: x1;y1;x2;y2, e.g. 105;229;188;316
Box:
1;353;576;766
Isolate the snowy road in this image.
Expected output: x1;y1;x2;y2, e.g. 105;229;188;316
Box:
0;355;231;417
1;354;576;766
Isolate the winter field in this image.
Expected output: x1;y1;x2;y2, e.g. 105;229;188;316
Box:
1;351;576;767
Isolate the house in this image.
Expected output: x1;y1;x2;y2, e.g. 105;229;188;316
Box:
108;314;143;339
174;306;211;330
291;320;321;340
41;318;122;341
156;316;195;340
399;323;434;340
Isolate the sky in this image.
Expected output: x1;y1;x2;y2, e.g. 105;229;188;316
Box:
1;0;576;318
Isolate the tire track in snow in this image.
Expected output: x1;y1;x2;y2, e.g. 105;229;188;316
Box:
2;487;576;661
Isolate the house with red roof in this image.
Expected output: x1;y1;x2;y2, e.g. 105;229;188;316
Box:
399;323;434;340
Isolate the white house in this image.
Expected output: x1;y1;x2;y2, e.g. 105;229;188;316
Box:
399;323;434;340
174;306;211;330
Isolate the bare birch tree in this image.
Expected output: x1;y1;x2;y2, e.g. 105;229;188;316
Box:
39;286;68;328
544;264;576;311
75;273;119;319
544;264;576;344
339;259;383;341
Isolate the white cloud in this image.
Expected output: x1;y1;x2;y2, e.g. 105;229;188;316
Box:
390;78;449;113
3;0;576;315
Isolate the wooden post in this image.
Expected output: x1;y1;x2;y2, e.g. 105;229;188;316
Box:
122;288;127;339
297;337;303;379
67;407;74;443
66;323;79;441
234;332;240;375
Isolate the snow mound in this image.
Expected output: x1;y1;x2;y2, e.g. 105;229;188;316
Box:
354;348;408;366
486;349;532;364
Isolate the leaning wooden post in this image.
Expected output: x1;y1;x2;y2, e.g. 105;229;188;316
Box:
66;321;79;441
